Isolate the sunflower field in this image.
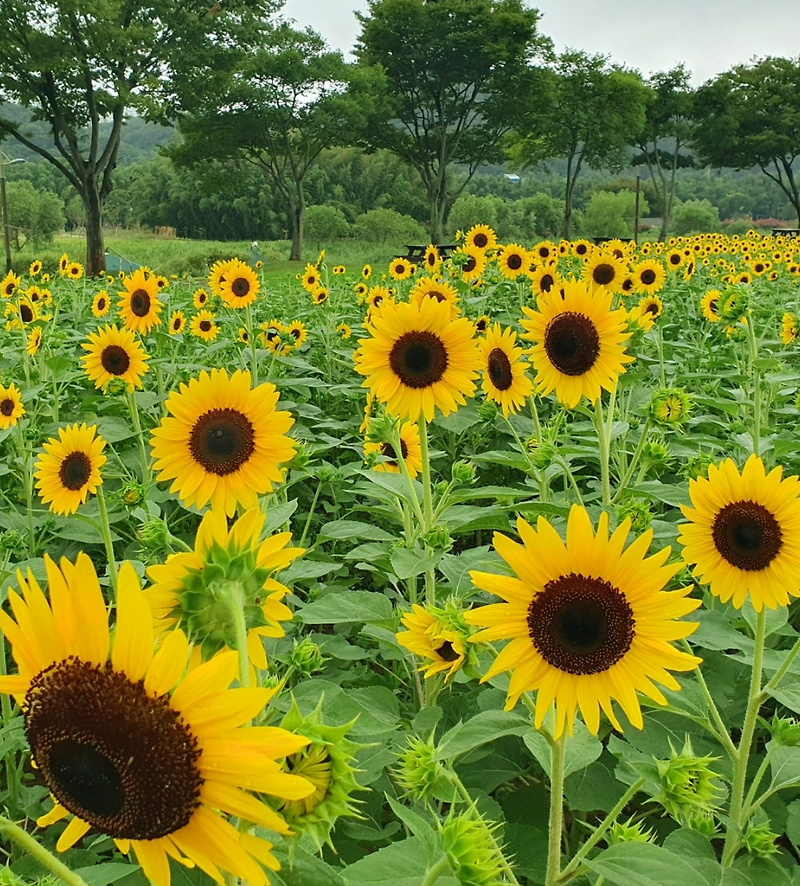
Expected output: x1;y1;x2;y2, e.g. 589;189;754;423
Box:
1;229;800;886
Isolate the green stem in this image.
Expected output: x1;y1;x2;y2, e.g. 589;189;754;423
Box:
593;398;611;508
421;856;452;886
246;302;259;386
418;417;437;605
657;323;666;388
0;814;90;886
721;607;766;866
555;456;584;506
226;584;250;689
15;422;35;557
546;732;567;886
529;394;543;445
745;314;761;456
742;745;776;819
298;479;324;549
392;427;425;528
686;648;737;759
95;485;118;596
558;778;645;883
126;390;150;483
0;635;20;815
611;417;652;503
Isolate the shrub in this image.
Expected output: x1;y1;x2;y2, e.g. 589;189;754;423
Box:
672;199;720;235
353;208;426;244
582;190;648;239
304;205;351;249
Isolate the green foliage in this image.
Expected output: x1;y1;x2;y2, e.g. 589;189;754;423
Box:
672;198;721;235
305;206;351;248
353;208;426;244
446;192;564;241
3;180;65;247
582;189;649;238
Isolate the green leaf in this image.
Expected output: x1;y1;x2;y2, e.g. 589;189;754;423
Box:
663;829;720;885
769;745;800;792
270;845;346;886
390;545;442;579
342;838;455;886
73;864;142;886
297;590;394;624
262;500;298;534
584;842;714;886
319;519;395;540
766;682;800;715
386;796;438;858
434;709;531;761
523;720;602;778
786;797;800;847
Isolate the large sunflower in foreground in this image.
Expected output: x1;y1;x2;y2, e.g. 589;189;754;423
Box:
0;554;314;886
478;323;533;417
521;278;633;409
118;269;162;334
82;324;150;391
150;368;296;515
679;454;800;611
466;506;701;737
35;423;107;515
354;296;481;422
146;507;302;667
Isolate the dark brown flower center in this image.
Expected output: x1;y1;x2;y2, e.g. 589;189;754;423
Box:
25;658;201;840
20;304;33;323
231;277;250;298
58;452;93;490
0;397;15;416
389;331;449;389
101;345;130;376
173;318;182;331
622;278;634;292
575;243;588;256
436;640;459;662
97;297;106;311
130;289;151;317
645;301;660;316
487;347;513;391
711;501;783;571
527;573;634;675
543;312;600;377
463;255;477;273
199;320;212;332
473;232;489;249
538;247;551;259
540;274;554;293
506;253;523;271
592;263;616;286
669;253;681;266
476;318;488;332
189;407;256;476
381;438;409;466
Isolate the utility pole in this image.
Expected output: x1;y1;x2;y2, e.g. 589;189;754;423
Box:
633;166;641;245
0;153;26;272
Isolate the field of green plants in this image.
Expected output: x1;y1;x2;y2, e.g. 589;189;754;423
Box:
0;228;800;886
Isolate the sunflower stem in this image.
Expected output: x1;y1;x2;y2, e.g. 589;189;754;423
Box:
245;303;259;386
0;636;21;816
126;390;150;483
298;478;324;550
722;606;766;866
685;645;737;759
611;417;651;504
421;855;452;886
557;777;645;883
545;731;567;886
226;584;251;689
0;813;90;886
95;485;118;596
15;421;35;557
418;417;437;605
656;322;666;388
593;398;612;508
745;312;761;456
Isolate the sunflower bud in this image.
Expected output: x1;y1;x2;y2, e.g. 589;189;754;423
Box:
136;517;169;552
290;637;326;676
607;815;655;845
616;499;653;532
120;480;146;506
685;809;719;837
105;377;127;396
394;736;447;802
0;529;24;552
422;525;453;552
653;740;723;825
683;452;715;480
529;440;555;470
440;812;505;886
743;820;779;858
478;399;497;423
286;441;310;470
435;480;449;496
719;287;748;320
766;714;800;747
452;460;477;486
650;388;691;426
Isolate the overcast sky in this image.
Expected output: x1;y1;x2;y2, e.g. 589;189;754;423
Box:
281;0;800;85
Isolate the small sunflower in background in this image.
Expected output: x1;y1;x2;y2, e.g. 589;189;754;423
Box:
258;319;283;349
496;243;529;280
679;454;800;611
66;261;84;281
354;281;369;302
467;505;702;737
301;263;321;293
118;269;162;334
572;239;592;258
35;423;106;515
665;248;684;270
92;290;111;317
529;263;560;298
82;323;150;392
422;245;441;273
312;287;329;305
207;258;233;296
700;290;722;323
464;224;497;253
168;310;186;335
583;251;628;293
632;259;666;294
366;286;392;312
58;253;69;275
355;296;481;422
521;278;633;409
531;240;556;262
0;382;24;429
781;312;798;345
191;309;219;342
26;326;42;356
0;554;314;886
337;322;352;340
332;264;346;275
397;599;474;681
219;258;259;309
286;319;308;348
364;419;422;478
193;287;210;309
474;315;491;335
1;270;20;298
362;263;372;280
619;274;636;296
409;277;460;317
238;327;250;344
28;259;42;277
637;294;664;321
150;368;296;515
452;246;486;284
388;257;413;281
478;323;533;417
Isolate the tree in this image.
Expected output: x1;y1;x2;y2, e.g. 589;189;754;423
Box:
354;0;550;244
0;0;276;274
513;50;649;239
304;205;350;249
633;66;695;241
692;57;800;226
582;189;648;239
171;24;364;260
671;198;720;235
5;179;65;248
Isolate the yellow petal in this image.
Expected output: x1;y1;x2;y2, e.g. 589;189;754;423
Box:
111;562;154;682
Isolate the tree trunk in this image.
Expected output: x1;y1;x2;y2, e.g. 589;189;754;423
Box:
429;193;447;244
287;187;305;262
83;183;106;276
562;156;575;240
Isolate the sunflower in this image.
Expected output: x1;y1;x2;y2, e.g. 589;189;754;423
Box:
782;312;798;345
409;277;460;316
464;224;497;253
29;259;42;277
332;265;346;275
452;247;486;284
219;259;259;309
530;263;560;298
423;245;441;273
478;323;533;417
337;323;351;340
364;420;423;478
154;275;169;290
679;455;800;611
497;243;530;280
58;253;69;274
354;296;481;422
26;326;42;356
0;554;314;886
367;286;392;312
665;248;684;269
389;257;413;281
286;320;307;348
633;259;666;294
34;423;107;515
92;290;111;317
466;506;702;736
1;271;20;298
521;278;633;409
362;264;372;280
66;261;83;280
169;310;186;335
150;368;295;515
583;252;628;293
82;324;150;392
118;269;162;334
637;294;663;320
354;282;369;301
312;287;329;305
191;310;219;342
700;290;722;323
397;600;473;681
258;319;283;349
238;327;250;344
193;288;210;309
146;507;301;666
301;264;321;293
0;382;24;429
208;259;233;297
27;284;43;303
572;239;592;258
474;315;491;335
